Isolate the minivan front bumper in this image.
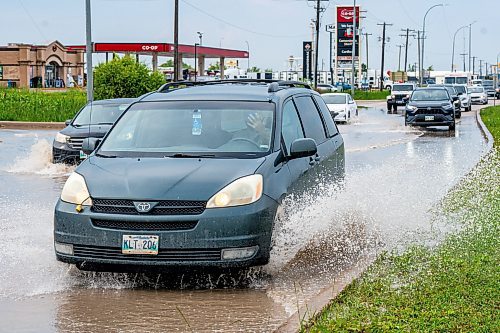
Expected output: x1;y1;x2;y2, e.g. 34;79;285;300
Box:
54;195;278;269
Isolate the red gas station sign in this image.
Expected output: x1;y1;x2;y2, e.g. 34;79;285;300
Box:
337;6;360;23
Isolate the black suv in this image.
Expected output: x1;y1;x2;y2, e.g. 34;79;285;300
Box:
52;98;135;164
405;87;457;130
54;80;345;271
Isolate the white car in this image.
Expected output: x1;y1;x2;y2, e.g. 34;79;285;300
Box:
321;93;357;123
453;85;471;111
468;86;488;105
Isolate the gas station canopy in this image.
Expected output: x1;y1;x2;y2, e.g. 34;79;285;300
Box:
67;43;249;59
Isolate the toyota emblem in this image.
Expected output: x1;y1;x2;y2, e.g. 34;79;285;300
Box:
133;201;157;213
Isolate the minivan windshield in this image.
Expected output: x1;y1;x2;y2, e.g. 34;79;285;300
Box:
73;103;129;126
322;95;346;104
411;89;449;101
98;101;275;158
392;84;414;91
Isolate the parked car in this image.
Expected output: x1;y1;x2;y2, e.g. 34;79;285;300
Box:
452;85;472;111
468;86;488;105
54;80;345;271
316;83;338;93
405;87;457;130
321;93;357;123
386;83;416;112
495;84;500;99
335;82;351;91
52;98;135;164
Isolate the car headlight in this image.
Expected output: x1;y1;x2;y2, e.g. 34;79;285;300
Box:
61;172;92;206
206;174;263;208
55;132;69;143
443;104;454;110
406;105;417;112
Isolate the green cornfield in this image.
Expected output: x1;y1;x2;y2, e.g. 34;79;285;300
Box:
0;88;87;122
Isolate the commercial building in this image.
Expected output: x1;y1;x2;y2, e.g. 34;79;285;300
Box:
0;40;84;88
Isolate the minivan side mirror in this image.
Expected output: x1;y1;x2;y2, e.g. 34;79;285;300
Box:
82;138;101;155
452;96;459;101
65;119;72;126
289;138;317;159
331;111;339;118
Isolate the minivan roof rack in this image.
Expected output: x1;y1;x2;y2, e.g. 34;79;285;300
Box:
157;79;311;93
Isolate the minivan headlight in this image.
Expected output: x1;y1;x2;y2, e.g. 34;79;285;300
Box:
61;172;92;206
55;132;69;143
206;174;263;208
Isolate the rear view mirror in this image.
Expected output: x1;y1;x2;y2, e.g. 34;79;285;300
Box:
289;138;317;159
82;138;101;155
65;119;72;126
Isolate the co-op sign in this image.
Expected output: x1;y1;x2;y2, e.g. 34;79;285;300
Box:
142;45;159;51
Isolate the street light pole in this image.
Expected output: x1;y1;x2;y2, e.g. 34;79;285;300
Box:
468;21;476;73
194;43;198;82
421;3;443;85
173;0;179;82
451;25;467;72
85;0;93;102
245;41;250;70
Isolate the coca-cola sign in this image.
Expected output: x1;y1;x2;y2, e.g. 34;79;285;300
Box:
337;6;360;23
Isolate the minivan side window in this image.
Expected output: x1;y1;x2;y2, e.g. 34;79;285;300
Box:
312;95;339;137
281;100;305;154
294;96;328;144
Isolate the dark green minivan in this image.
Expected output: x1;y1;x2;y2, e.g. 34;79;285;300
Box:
54;80;344;271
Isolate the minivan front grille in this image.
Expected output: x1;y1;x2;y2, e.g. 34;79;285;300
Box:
73;244;222;261
92;199;206;216
67;137;84;150
416;108;443;115
91;219;198;231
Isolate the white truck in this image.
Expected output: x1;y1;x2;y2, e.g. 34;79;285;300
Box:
386;83;416;112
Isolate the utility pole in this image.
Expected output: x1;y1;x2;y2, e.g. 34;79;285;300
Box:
173;0;179;82
400;28;415;72
416;30;422;82
85;0;93;102
377;22;392;90
326;24;335;84
479;59;483;77
397;45;404;71
485;62;488;77
460;53;467;72
313;0;321;88
362;32;372;71
350;0;357;96
471;56;477;76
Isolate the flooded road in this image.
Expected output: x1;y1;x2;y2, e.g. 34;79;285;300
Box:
0;104;488;332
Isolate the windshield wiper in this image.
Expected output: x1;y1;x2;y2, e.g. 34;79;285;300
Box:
169;153;216;158
95;152;117;158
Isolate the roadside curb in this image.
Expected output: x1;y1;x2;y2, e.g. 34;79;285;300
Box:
476;107;494;151
274;254;376;333
0;121;64;130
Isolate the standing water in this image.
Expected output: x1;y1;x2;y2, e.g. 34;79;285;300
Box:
0;106;488;332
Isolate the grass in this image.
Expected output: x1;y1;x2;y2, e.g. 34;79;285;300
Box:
352;90;390;100
304;106;500;332
0;88;87;122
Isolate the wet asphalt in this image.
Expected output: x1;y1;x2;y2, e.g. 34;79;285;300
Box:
0;102;489;332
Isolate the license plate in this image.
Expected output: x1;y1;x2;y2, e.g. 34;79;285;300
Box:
425;116;434;121
122;235;159;255
79;150;88;159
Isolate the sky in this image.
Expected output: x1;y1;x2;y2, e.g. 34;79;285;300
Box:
1;0;499;73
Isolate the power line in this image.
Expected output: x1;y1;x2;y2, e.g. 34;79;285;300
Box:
181;0;308;38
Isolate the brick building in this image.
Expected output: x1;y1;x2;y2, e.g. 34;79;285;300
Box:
0;40;84;88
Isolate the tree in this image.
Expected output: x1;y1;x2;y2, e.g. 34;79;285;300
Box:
248;66;261;73
361;63;367;73
159;59;193;69
427;65;434;71
264;68;273;73
208;61;227;71
94;55;165;100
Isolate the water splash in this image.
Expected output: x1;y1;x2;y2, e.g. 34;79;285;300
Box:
6;139;74;176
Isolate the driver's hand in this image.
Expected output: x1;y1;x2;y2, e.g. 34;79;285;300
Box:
246;113;266;135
